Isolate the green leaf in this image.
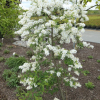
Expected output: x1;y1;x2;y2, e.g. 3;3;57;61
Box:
35;96;43;100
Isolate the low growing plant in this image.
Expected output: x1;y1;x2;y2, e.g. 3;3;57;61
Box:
82;70;90;76
3;69;20;87
0;42;3;47
88;55;93;59
2;69;14;80
5;56;27;72
6;73;20;87
82;59;86;62
13;52;19;57
85;81;95;89
97;60;100;63
7;45;13;49
4;49;10;54
26;50;33;57
97;75;100;80
0;57;5;62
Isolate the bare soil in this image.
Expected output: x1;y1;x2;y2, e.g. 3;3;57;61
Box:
0;38;100;100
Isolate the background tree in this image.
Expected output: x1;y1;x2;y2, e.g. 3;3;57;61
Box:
0;0;22;38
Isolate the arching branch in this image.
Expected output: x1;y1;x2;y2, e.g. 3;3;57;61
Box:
86;4;100;11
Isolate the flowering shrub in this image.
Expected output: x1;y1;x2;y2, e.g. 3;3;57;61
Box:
15;0;94;99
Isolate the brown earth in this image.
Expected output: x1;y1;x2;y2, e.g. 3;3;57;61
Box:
0;38;100;100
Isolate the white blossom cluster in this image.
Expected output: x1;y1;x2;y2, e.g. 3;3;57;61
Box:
16;0;94;94
20;77;37;90
83;41;94;49
54;97;60;100
19;61;39;73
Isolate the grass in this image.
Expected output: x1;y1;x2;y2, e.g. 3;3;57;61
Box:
85;15;100;28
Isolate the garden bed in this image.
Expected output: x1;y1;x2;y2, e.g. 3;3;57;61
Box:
0;38;100;100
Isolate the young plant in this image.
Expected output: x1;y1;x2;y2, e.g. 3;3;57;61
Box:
88;55;93;59
97;60;100;63
82;70;90;76
0;42;3;47
97;75;100;80
85;81;95;89
0;47;2;50
0;57;5;62
4;49;10;54
8;45;13;49
13;52;19;57
82;59;86;62
26;50;33;57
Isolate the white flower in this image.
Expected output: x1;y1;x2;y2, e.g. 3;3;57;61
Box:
75;82;81;87
74;71;80;76
80;28;85;33
83;41;89;47
41;30;47;34
31;66;36;71
43;48;49;56
68;67;71;71
59;61;61;64
34;83;37;87
57;72;61;77
31;56;36;60
71;27;78;34
26;85;32;90
70;49;77;54
54;97;60;100
60;16;65;20
89;45;94;49
13;52;16;56
2;38;4;43
49;70;54;74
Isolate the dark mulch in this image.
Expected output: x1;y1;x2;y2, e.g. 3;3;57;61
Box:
0;38;100;100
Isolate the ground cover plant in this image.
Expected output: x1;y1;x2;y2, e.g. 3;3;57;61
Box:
2;56;27;88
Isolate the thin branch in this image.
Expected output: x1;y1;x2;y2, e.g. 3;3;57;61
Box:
80;0;84;4
86;4;100;11
47;14;52;20
83;1;88;6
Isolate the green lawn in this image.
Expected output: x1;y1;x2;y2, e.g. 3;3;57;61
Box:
85;15;100;28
